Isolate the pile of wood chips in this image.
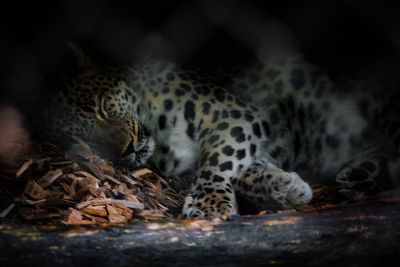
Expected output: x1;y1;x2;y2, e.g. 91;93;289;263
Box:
0;137;377;226
0;139;184;225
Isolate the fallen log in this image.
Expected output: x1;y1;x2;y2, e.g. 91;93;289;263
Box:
1;199;399;267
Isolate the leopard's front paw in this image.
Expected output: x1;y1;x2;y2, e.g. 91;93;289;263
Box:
182;192;238;219
182;195;206;218
283;172;313;207
237;163;313;210
265;171;312;208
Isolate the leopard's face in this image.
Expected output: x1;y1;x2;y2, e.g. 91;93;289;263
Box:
91;117;155;168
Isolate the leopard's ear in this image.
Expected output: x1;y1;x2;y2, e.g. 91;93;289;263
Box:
65;41;99;76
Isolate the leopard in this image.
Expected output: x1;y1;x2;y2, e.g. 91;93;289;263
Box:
40;45;400;218
223;57;400;206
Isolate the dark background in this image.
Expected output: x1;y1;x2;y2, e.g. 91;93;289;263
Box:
1;0;400;109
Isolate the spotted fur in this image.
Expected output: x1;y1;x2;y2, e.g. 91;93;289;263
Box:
42;47;400;218
226;56;400;202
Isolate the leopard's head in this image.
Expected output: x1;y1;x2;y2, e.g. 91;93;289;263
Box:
46;42;155;168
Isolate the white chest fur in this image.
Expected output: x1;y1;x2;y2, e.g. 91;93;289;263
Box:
164;128;199;176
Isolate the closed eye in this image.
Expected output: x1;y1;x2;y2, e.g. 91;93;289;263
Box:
121;139;135;157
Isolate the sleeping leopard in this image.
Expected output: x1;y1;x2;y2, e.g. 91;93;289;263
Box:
41;45;400;218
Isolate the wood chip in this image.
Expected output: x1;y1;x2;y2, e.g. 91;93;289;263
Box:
81;205;108;217
23;180;47;200
101;164;115;177
131;168;153;178
113;204;133;220
63;207;94;225
125;193;140;203
15;159;34;178
20;198;47;205
155;176;161;199
76;198;113;209
79;161;106;181
139;209;166;220
74;170;101;182
107;204;129;224
50;160;73;166
37;169;63;188
110;199;144;211
104;174;121;184
119;174;138;186
0;203;15;218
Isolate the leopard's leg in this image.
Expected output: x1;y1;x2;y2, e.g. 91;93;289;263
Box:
335;156;398;200
182;165;238;218
182;136;258;218
233;161;313;210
